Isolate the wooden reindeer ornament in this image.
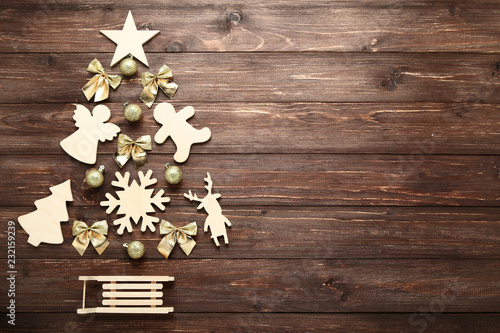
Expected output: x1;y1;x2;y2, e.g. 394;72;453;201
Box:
184;173;231;246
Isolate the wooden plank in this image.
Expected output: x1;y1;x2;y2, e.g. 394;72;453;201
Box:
102;283;163;290
101;299;163;306
102;291;163;298
80;276;174;281
4;206;500;260
0;53;499;104
8;312;500;333
2;0;500;53
8;259;500;313
77;307;173;314
2;154;500;207
3;102;500;155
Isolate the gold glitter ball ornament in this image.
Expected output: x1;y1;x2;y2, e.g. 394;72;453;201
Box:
120;57;137;76
123;241;145;259
85;165;105;188
164;163;182;184
124;102;142;122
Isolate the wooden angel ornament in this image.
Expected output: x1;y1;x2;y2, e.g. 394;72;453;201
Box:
101;170;170;234
184;173;231;246
18;180;73;246
60;104;120;164
154;103;211;163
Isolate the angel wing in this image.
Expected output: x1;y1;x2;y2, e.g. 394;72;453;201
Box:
99;122;121;142
73;104;93;129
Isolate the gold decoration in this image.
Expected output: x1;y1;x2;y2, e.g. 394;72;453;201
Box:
157;220;197;259
72;220;109;256
85;165;105;188
124;241;145;259
120;56;137;76
82;59;122;102
113;134;152;169
140;65;178;108
164;163;182;184
123;102;142;122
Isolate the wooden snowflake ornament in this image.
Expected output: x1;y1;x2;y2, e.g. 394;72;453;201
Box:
154;103;211;163
100;170;170;234
184;173;231;246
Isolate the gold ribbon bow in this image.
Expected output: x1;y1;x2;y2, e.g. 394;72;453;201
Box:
140;64;178;108
72;220;109;256
157;220;197;259
113;134;152;170
82;58;122;102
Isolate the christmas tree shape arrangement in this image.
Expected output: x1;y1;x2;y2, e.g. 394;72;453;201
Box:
101;170;171;234
60;104;120;164
184;173;231;246
18;180;73;246
154;103;211;163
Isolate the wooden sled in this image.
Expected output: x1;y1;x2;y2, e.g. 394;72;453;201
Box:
77;276;174;314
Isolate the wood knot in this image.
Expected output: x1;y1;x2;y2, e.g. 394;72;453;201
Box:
324;278;336;289
219;10;243;32
140;23;154;30
166;41;185;53
229;12;242;25
46;55;55;66
340;293;349;302
260;210;267;214
380;78;397;90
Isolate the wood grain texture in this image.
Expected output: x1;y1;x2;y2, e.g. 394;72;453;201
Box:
2;154;500;207
2;0;500;330
5;313;500;333
3;207;500;260
3;102;500;155
0;53;499;104
3;259;500;313
2;0;500;53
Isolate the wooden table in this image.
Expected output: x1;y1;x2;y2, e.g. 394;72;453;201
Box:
1;1;500;331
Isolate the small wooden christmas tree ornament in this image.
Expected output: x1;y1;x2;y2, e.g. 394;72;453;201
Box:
153;103;211;163
184;173;231;246
100;170;170;234
60;104;120;164
18;180;73;247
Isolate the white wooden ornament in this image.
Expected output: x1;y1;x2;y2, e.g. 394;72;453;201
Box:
77;276;174;314
154;103;211;163
60;104;120;164
100;170;170;234
100;11;159;67
184;173;231;246
18;180;73;247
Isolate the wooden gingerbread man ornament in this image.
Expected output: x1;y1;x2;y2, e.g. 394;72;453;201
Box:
153;103;211;163
60;104;120;164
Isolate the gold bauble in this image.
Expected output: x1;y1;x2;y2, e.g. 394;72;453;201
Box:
85;165;105;188
124;103;142;122
124;241;145;259
164;163;182;184
120;57;137;76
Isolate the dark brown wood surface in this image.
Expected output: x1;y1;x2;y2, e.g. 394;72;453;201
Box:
1;0;500;332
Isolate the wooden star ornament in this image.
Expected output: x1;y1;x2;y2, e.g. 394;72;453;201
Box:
101;11;159;67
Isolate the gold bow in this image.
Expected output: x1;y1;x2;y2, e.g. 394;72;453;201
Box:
82;58;122;102
113;134;152;170
72;220;109;256
140;64;178;108
157;220;197;259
